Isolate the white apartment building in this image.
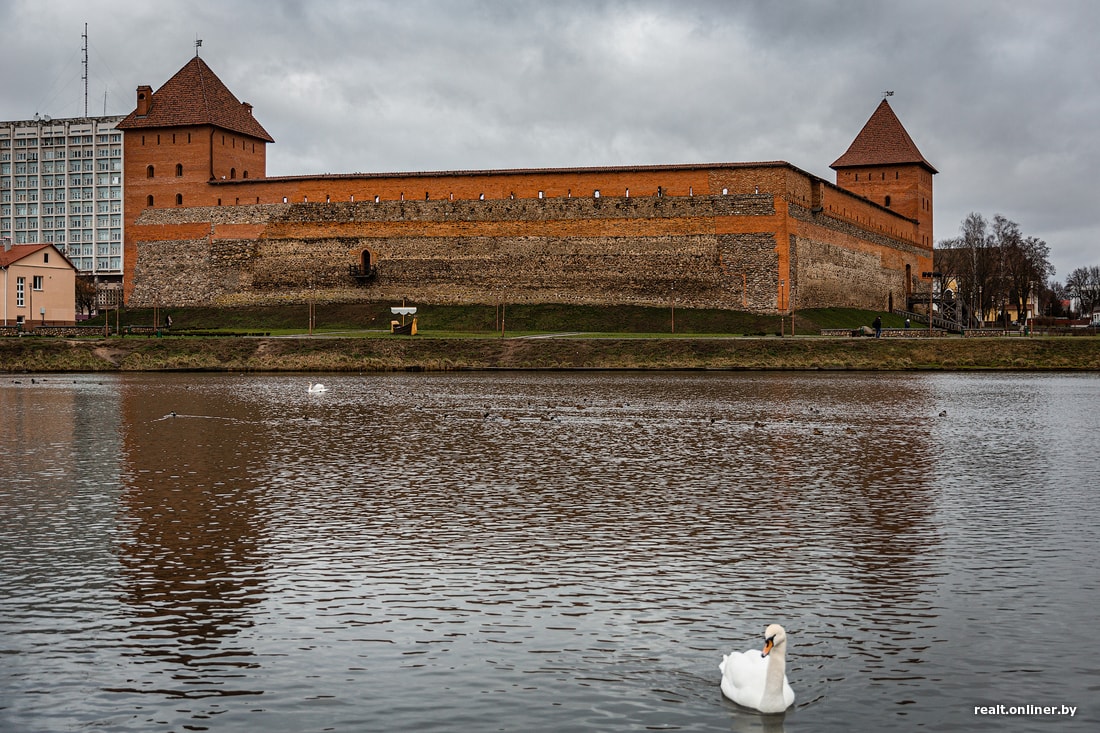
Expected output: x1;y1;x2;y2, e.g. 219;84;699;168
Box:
0;115;125;283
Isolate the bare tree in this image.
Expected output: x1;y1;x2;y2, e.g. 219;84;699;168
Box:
936;212;996;326
75;277;98;318
938;213;1053;326
1003;234;1052;322
1066;265;1100;317
1042;280;1070;318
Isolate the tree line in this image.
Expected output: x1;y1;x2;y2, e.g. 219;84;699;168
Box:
935;212;1095;325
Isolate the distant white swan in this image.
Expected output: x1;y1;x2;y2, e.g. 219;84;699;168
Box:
719;624;796;714
307;383;329;393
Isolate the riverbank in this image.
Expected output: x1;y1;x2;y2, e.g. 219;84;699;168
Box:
2;335;1098;372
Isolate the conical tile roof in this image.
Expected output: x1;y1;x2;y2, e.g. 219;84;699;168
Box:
830;99;934;173
118;56;274;142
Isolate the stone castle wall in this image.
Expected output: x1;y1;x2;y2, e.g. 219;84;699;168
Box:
132;194;785;309
130;184;930;313
788;202;929;310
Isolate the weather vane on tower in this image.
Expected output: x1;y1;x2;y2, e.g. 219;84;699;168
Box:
882;90;894;99
195;37;203;57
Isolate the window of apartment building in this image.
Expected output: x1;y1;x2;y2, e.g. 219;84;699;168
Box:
16;277;24;307
33;276;43;290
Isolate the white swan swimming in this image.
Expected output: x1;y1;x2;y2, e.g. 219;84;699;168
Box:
719;623;796;714
307;383;329;393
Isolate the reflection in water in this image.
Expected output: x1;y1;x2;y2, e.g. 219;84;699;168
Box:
113;382;269;705
1;371;1097;732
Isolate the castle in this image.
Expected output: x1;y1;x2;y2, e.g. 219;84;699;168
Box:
117;56;935;313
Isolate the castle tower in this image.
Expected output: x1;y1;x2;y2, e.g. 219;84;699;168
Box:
116;56;274;301
831;99;936;251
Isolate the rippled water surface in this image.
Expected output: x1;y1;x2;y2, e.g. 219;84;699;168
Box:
1;371;1097;732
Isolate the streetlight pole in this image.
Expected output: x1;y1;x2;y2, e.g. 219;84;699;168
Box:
778;279;785;336
670;285;675;334
790;282;796;337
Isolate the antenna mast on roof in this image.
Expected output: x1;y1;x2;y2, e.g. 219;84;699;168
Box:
82;23;89;117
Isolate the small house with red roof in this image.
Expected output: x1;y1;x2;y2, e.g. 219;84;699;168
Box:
1;240;77;327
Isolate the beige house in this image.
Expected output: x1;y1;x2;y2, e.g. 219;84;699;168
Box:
1;240;77;327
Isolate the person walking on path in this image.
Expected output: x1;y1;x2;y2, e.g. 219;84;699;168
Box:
873;316;882;338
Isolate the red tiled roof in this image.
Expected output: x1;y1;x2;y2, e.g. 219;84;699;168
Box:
0;243;73;269
117;56;274;142
830;99;936;173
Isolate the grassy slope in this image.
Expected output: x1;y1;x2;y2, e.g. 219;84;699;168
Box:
9;303;1094;373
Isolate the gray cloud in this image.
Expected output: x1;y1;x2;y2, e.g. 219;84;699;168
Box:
3;0;1096;278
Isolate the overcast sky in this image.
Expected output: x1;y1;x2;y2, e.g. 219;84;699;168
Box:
3;0;1096;279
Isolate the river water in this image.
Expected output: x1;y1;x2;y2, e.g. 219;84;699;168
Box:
1;371;1097;732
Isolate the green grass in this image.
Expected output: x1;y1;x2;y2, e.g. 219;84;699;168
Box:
82;303;902;337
